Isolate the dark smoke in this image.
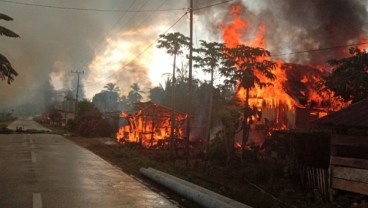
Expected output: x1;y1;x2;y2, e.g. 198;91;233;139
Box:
199;0;368;64
260;0;368;64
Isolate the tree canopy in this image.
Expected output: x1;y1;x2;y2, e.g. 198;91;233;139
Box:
0;13;19;84
325;47;368;103
103;82;120;93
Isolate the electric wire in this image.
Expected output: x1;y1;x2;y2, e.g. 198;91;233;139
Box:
84;11;189;88
75;0;158;71
194;0;235;11
0;0;186;12
271;42;368;57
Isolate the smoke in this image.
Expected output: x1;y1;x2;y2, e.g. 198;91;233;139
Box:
198;0;368;64
3;0;365;115
0;0;188;114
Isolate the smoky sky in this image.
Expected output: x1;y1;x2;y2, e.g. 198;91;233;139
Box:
0;0;187;111
200;0;368;63
1;0;367;113
243;0;368;63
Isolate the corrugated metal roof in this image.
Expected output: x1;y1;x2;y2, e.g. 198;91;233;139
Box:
314;99;368;128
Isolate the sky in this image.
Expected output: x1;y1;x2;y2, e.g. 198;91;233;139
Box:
0;0;367;114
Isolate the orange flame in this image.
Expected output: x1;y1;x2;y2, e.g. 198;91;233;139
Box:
221;4;296;129
116;103;187;148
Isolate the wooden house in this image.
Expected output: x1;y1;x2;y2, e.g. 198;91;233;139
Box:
314;99;368;198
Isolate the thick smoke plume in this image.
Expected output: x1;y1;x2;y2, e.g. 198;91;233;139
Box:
202;0;368;64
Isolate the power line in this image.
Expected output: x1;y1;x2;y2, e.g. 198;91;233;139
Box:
194;0;235;11
80;0;171;87
271;42;368;57
76;0;148;69
0;0;186;12
85;11;189;88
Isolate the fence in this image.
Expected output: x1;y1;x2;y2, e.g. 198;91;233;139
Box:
301;166;329;195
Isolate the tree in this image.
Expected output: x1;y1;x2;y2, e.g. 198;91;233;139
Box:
64;90;75;100
0;13;19;84
118;83;143;112
75;100;112;137
324;47;368;103
193;41;224;157
157;32;189;158
103;82;120;93
149;83;167;105
127;83;143;103
216;107;241;172
220;44;276;162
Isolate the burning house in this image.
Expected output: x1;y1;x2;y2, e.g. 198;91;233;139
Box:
217;2;357;146
116;101;187;148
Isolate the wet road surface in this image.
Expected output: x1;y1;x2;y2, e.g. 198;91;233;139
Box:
7;117;51;132
0;118;177;207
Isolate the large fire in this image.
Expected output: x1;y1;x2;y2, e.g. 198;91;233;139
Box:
220;3;352;142
114;3;359;146
116;102;187;148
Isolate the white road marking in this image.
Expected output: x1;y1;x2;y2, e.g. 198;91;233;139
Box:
33;193;42;208
31;151;37;163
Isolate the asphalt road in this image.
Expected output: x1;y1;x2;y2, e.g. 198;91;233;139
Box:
0;118;178;208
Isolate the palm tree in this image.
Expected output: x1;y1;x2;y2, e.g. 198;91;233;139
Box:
157;32;189;158
0;13;19;84
193;40;224;157
127;83;143;103
220;44;276;162
103;82;120;93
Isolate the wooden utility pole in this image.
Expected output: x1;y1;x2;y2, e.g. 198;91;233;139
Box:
71;70;84;120
185;0;193;163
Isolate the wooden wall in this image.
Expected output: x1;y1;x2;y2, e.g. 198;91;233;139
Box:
330;134;368;198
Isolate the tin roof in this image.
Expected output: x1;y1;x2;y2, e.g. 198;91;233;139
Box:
314;99;368;128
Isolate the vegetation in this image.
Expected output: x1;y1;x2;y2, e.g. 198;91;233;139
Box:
324;47;368;103
103;82;120;93
0;13;19;84
193;41;224;157
220;44;277;161
37;31;368;208
157;32;190;157
66;100;113;137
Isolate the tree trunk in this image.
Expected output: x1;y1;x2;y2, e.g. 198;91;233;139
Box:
241;87;250;163
170;54;177;159
205;68;214;161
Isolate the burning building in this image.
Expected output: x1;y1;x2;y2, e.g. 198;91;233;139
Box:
218;2;357;146
116;101;187;148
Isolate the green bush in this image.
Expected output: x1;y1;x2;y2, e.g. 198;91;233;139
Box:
207;133;227;164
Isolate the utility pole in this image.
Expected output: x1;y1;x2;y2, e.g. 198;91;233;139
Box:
185;0;193;164
71;70;84;121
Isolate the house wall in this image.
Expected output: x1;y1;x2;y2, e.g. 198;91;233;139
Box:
330;134;368;197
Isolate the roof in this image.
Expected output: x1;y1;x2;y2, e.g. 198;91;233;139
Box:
132;101;187;118
314;99;368;128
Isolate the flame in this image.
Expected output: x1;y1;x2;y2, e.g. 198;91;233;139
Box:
220;4;247;48
357;34;368;51
221;4;296;130
116;103;187;148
